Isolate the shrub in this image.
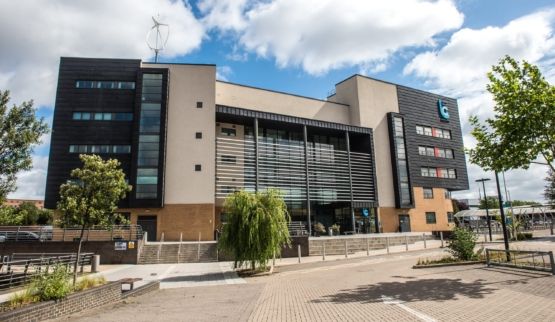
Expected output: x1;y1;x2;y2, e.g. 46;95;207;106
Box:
314;222;326;234
75;275;106;291
32;264;72;301
330;224;341;234
447;227;478;261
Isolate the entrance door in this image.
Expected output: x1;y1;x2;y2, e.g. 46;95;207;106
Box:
399;215;411;232
137;215;157;241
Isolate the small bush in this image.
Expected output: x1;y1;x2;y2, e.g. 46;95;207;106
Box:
75;275;106;291
32;264;72;301
514;232;533;240
314;222;326;234
448;228;478;261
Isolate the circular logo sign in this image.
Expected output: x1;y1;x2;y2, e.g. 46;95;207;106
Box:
438;99;449;120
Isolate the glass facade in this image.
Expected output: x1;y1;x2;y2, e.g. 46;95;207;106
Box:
136;74;163;199
391;116;412;207
216;122;376;232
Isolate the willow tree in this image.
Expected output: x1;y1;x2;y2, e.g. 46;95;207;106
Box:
57;154;131;285
219;189;291;271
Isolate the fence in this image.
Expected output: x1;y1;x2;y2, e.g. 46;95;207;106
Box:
486;249;555;274
0;253;95;289
0;225;143;242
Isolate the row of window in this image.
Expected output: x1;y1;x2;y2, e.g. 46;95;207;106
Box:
425;212;455;224
69;145;131;154
75;80;135;90
72;112;133;121
418;146;454;159
416;125;451;139
421;167;457;179
423;188;452;199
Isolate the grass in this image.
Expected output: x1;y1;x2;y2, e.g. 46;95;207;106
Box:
74;275;107;291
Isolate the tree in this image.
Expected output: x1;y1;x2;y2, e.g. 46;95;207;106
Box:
218;189;291;271
544;169;555;207
57;154;131;285
16;202;53;225
468;56;555;173
479;196;499;210
452;199;469;213
509;200;541;207
0;90;49;201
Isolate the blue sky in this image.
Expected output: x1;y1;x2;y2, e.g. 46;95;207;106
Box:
2;0;555;202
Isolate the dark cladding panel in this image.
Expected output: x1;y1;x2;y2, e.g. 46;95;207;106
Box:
396;86;469;191
44;58;141;209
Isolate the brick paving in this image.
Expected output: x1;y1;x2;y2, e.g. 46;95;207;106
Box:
55;246;555;322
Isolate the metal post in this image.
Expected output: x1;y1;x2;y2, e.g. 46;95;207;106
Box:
551;220;554;235
386;237;390;254
440;231;444;248
495;171;511;261
405;235;409;251
345;131;356;233
422;233;427;249
303;125;312;236
129;227;132;240
549;251;555;275
344;239;348;258
177;232;182;264
322;242;326;261
197;232;201;262
366;237;370;256
91;255;100;273
486;249;490;267
254;118;259;192
297;244;301;263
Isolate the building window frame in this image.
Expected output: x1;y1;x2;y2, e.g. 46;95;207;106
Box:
425;212;437;224
423;188;434;199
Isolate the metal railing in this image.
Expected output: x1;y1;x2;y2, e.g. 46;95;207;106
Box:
0;225;143;242
288;221;308;236
0;253;95;289
486;249;555;274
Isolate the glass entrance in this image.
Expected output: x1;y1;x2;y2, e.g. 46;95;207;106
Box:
399;214;411;232
137;215;157;241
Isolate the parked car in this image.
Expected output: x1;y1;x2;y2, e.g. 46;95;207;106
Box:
0;231;42;242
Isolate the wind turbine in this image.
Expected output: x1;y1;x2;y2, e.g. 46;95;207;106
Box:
146;16;170;63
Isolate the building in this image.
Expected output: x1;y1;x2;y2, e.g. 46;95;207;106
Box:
44;57;469;241
3;199;45;209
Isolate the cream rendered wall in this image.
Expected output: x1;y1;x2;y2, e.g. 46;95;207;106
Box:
216;81;351;124
143;63;216;204
333;76;399;208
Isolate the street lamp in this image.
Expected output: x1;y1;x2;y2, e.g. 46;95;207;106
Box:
475;178;492;241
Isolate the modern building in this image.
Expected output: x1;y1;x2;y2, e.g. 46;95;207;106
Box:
45;57;468;241
3;199;45;209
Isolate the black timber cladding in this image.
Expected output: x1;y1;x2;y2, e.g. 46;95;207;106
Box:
45;58;146;209
396;85;469;191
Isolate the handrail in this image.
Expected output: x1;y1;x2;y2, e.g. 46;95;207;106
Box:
486;248;555;274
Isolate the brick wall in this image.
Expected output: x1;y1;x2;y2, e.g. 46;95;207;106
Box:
0;282;122;322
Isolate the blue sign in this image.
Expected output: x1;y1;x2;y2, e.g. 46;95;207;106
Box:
362;208;369;217
438;99;449;120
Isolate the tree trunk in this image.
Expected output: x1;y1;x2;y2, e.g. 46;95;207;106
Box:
73;224;86;286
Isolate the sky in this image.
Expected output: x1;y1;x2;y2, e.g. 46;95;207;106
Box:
1;0;555;203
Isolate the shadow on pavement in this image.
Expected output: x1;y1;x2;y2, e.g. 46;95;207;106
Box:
161;272;225;283
311;278;496;304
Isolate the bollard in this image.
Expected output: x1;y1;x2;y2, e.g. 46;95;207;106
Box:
322;242;326;261
297;244;301;263
484;231;488;243
366;237;370;256
273;251;276;266
386;236;390;254
422;233;427;249
405;235;409;252
91;255;100;273
344;239;348;258
197;232;201;262
440;231;444;248
551;222;554;236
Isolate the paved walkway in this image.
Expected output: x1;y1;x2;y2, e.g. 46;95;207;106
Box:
52;242;555;321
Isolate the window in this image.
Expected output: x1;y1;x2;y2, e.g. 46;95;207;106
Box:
426;147;435;157
448;169;457;179
195;132;202;139
72;112;82;120
426;212;437;224
75;80;135;90
447;212;454;223
416;126;424;135
445;149;453;159
438;168;449;178
196;101;203;108
424;127;432;136
69;144;130;154
443;130;451;139
437;148;446;158
82;113;91;120
195;164;202;171
444;190;451;199
221;128;236;137
423;188;433;199
418;146;426;156
94;113;103;120
73;112;133;121
221;155;236;164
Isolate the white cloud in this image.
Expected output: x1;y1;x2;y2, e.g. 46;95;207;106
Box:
0;0;204;107
236;0;464;75
216;65;233;81
406;9;555;203
7;155;49;200
198;0;250;32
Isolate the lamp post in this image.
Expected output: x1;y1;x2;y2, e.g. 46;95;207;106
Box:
476;178;492;241
495;171;511;260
